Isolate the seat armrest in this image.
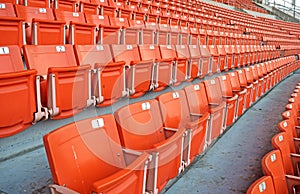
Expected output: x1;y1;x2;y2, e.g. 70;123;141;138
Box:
285;174;300;194
291;153;300;176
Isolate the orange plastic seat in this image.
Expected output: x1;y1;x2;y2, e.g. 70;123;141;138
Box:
187;44;204;79
246;176;276;194
0;45;37;137
243;67;258;103
15;5;65;45
224;45;234;69
24;0;52;7
217;45;227;72
272;132;300;175
114;99;185;192
199;45;211;77
111;44;152;98
262;150;300;194
174;45;190;82
217;75;238;127
0;17;25;47
231;45;240;69
54;10;96;44
139;44;172;91
157;90;209;164
159;45;188;85
44;114;151;194
237;69;253;109
250;65;263;98
228;71;247;117
24;44;92;119
74;44;127;106
203;79;226;144
207;45;219;74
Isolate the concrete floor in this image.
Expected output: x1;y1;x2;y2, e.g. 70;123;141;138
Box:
0;71;299;194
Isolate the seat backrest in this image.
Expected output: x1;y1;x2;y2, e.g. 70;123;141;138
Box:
85;14;110;26
138;44;161;61
109;17;129;28
111;44;140;65
250;65;259;81
199;45;210;58
237;69;248;88
228;71;242;91
54;10;86;25
159;45;176;60
217;45;226;56
261;150;288;194
114;99;166;150
15;4;55;23
243;67;254;84
74;44;113;68
188;44;200;59
175;44;189;59
0;2;16;17
208;45;218;56
0;46;24;73
203;78;223;105
278;119;296;153
271;132;294;175
217;74;234;97
0;17;25;47
157;90;190;129
246;176;276;194
184;83;209;114
24;44;78;75
43;114;126;193
224;45;233;54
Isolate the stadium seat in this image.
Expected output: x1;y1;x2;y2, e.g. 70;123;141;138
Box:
262;149;300;194
208;45;220;74
256;63;268;94
243;67;258;103
246;176;275;194
0;45;38;137
159;45;187;85
157;90;209;165
174;44;190;82
15;5;65;45
24;44;92;119
203;79;226;144
114;99;186;192
43;114;151;194
236;69;253;109
217;45;227;72
139;44;172;91
231;45;240;69
224;45;234;70
272;132;300;175
250;65;263;98
111;44;153;98
187;45;204;79
0;17;25;47
74;44;127;106
228;71;247;117
199;45;211;77
54;10;96;44
217;75;238;127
